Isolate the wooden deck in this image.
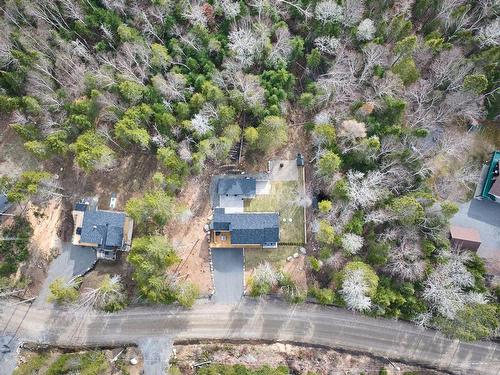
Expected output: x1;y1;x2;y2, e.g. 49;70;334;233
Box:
210;231;233;248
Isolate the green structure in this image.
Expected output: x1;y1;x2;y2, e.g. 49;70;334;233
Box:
480;151;500;201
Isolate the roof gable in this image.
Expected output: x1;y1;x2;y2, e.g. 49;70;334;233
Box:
218;177;256;196
80;210;126;248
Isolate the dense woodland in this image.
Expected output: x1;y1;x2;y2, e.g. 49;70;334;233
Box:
0;0;499;340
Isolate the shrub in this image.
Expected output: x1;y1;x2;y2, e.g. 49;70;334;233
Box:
318;200;332;213
331;178;349;201
177;282;200;308
309;256;322;272
344;210;364;235
310;287;334;305
48;278;80;305
319;247;332;261
317;151;341;177
317;220;336;245
392;57;419;85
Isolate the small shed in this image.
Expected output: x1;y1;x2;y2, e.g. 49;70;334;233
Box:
450;225;481;251
296;153;305;167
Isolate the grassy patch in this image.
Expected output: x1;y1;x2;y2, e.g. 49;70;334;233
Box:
244;181;305;244
13;354;48;375
46;351;109;375
197;363;289;374
245;245;300;269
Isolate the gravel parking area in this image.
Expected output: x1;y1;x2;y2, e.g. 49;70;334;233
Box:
269;160;298;181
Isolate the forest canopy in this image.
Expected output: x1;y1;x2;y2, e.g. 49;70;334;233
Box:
0;0;498;340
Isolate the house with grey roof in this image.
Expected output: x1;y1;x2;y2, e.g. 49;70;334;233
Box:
216;176;258;214
71;199;134;260
210;175;281;248
218;177;256;198
210;207;280;249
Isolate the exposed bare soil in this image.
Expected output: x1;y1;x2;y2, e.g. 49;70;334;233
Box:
20;200;63;297
172;342;448;374
165;173;213;295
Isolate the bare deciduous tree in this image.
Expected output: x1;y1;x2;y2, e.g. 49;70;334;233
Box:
101;0;127;15
385;239;425;281
422;249;481;319
347;170;389;209
217;0;241;19
213;70;266;108
78;275;126;311
341;233;364;255
430;48;472;92
359;43;388;83
340;268;372;311
228;21;265;68
478;18;500;47
182;1;209;27
316;49;361;105
371;72;405;99
268;26;292;66
253;262;282;286
152;72;191;102
314;0;343;24
342;0;365;26
314;36;340;55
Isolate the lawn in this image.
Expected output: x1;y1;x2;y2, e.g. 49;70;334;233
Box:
245;245;301;269
244;181;305;244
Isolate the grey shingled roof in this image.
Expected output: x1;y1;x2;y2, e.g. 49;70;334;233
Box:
74;202;88;212
211;208;279;244
80;210;126;248
218;177;256;196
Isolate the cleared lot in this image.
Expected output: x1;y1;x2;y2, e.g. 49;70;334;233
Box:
211;248;244;304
